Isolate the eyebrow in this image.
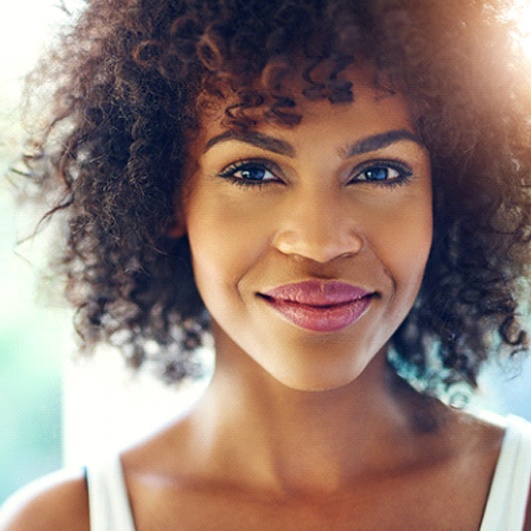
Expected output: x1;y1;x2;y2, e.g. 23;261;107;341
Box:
203;128;424;158
344;129;424;157
203;130;295;157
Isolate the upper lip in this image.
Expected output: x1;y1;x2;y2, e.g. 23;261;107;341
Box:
261;280;373;306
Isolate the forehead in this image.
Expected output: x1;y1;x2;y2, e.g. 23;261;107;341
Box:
193;63;415;152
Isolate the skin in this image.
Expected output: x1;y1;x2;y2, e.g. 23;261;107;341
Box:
183;65;432;392
1;65;530;530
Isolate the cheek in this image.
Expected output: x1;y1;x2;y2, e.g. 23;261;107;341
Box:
370;191;433;298
185;191;269;299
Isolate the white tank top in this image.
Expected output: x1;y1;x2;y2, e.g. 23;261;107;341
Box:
85;415;531;531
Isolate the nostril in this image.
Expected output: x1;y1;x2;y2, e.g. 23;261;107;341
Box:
272;226;364;264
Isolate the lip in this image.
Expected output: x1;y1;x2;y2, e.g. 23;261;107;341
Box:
260;280;374;332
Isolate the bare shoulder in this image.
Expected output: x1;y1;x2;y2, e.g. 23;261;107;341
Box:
449;408;505;449
525;495;531;531
0;469;89;531
524;443;531;531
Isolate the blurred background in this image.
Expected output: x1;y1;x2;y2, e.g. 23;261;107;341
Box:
1;0;531;505
0;0;72;503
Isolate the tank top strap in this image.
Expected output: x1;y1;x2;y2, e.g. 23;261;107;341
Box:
85;455;136;531
480;415;531;531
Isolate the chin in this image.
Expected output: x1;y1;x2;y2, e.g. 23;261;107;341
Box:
270;362;368;393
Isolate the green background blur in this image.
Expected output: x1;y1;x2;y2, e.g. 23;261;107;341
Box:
0;129;64;501
0;183;63;502
0;0;69;502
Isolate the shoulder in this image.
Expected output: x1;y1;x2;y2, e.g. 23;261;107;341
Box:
0;469;89;531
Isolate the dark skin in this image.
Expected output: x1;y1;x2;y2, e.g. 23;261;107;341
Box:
0;359;522;530
1;66;530;531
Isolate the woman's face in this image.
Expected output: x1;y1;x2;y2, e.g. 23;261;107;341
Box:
181;66;432;391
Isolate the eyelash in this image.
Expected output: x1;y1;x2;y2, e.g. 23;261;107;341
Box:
217;159;413;189
349;160;413;189
218;159;279;189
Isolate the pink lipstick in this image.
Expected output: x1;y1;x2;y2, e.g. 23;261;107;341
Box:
261;280;373;332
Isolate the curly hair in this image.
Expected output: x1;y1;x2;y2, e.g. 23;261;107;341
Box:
20;0;531;392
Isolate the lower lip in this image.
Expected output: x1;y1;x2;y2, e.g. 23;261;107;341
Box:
262;296;373;332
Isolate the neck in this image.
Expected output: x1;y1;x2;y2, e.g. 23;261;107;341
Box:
185;338;445;496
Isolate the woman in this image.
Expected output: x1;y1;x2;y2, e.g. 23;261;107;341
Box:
2;0;531;528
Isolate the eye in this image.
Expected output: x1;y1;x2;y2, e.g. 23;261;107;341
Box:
218;159;280;188
350;161;412;186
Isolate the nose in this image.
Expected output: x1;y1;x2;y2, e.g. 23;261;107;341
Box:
272;190;364;263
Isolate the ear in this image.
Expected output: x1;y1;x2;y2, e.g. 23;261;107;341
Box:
167;174;192;238
165;215;187;238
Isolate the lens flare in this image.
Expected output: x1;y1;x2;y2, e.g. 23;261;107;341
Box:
513;1;531;60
